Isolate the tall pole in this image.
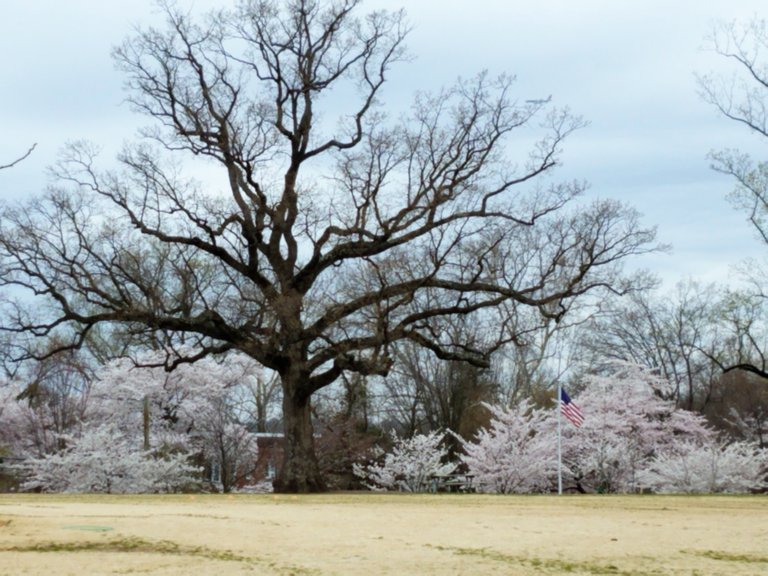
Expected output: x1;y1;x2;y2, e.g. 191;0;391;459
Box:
143;395;150;451
557;382;562;495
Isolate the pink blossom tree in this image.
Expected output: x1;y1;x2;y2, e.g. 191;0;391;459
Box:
560;363;713;493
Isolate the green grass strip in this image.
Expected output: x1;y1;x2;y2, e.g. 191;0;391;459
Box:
429;544;662;575
0;536;316;575
1;536;248;563
689;550;768;564
62;525;114;532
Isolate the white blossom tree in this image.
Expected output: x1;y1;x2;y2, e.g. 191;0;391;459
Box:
89;349;263;492
0;382;34;462
0;350;93;460
457;401;557;493
353;430;456;492
456;364;728;494
640;439;768;493
9;349;266;493
194;395;261;492
18;423;199;493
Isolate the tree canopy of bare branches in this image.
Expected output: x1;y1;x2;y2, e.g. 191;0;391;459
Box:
699;17;768;382
0;0;657;492
699;18;768;243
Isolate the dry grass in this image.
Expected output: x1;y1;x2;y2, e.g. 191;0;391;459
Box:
0;493;766;575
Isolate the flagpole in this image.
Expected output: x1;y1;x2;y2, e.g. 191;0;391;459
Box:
557;381;562;496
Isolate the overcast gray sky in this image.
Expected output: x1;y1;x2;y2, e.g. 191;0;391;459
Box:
1;0;766;288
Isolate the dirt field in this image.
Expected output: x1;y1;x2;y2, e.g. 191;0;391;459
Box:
0;493;766;575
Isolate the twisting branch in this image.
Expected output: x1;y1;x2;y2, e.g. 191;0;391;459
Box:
0;144;36;170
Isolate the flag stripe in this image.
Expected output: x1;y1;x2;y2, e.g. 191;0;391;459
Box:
560;388;584;427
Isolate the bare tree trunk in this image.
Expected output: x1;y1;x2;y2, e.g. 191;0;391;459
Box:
220;440;232;493
274;371;325;493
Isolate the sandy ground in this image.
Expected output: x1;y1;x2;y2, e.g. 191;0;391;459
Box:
0;493;766;575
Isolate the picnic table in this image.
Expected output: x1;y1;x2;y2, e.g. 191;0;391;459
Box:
428;473;474;493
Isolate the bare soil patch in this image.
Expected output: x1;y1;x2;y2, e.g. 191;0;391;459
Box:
0;493;766;575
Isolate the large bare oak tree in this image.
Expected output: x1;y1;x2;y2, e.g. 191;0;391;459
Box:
0;0;657;491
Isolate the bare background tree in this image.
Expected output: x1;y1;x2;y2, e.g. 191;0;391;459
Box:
378;326;496;452
576;281;722;410
634;17;768;451
0;0;657;491
699;18;768;384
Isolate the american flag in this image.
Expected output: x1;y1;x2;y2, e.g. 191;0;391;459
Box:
559;388;584;428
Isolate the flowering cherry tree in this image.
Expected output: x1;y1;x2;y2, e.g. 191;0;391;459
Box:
0;351;93;460
0;382;39;460
354;431;456;492
560;364;713;493
457;401;557;493
9;349;265;493
89;350;263;492
456;363;759;494
18;423;199;493
639;439;768;493
194;396;261;492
